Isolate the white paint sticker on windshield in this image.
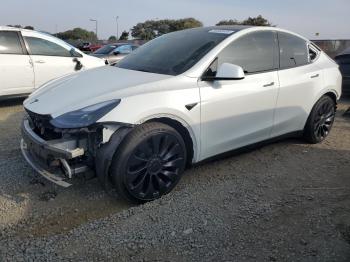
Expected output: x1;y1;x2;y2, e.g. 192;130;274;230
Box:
208;29;235;35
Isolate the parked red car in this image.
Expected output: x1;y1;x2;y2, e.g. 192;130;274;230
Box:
78;42;103;53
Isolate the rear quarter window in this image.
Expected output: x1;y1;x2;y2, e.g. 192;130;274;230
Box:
278;32;308;69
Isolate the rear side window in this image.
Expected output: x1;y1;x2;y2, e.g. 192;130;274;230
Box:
278;32;308;69
0;31;24;55
217;31;278;74
24;36;71;57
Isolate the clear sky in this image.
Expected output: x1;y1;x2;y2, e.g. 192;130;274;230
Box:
1;0;349;40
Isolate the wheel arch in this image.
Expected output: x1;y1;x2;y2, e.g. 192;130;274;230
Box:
323;91;337;104
141;115;198;166
302;90;338;132
312;90;338;109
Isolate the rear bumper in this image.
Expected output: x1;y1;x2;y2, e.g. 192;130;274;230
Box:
21;119;90;187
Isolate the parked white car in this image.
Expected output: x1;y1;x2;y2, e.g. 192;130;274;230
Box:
0;26;105;98
21;26;342;203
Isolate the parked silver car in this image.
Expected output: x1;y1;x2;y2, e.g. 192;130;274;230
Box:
91;43;139;65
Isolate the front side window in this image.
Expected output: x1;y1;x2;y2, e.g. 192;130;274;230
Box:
24;37;72;57
216;31;278;74
278;32;308;69
0;31;23;55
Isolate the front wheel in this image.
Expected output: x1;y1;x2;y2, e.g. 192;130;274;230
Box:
110;122;187;203
303;95;336;144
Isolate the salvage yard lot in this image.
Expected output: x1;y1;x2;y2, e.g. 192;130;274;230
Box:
0;98;350;261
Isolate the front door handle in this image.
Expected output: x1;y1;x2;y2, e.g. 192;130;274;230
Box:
311;74;319;78
35;60;45;64
263;82;275;87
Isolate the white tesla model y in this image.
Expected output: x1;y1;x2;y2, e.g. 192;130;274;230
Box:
21;26;342;203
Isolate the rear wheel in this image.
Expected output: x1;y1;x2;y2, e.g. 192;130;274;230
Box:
110;122;187;203
303;95;336;143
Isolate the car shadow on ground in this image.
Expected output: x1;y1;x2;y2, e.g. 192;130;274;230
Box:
0;97;26;108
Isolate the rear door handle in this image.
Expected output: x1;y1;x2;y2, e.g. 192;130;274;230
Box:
35;60;45;64
311;74;319;78
263;82;275;87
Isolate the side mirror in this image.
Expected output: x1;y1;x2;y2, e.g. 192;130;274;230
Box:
202;63;245;81
73;58;83;71
113;51;120;55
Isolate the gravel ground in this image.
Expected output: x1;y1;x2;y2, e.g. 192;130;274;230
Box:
0;98;349;261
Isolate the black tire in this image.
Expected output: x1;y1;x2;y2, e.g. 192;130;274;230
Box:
303;95;336;144
110;122;187;203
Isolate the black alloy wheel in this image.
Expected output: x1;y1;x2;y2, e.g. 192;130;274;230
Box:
304;95;336;143
110;122;187;203
313;100;335;140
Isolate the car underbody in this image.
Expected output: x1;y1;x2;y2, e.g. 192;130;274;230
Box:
21;110;132;188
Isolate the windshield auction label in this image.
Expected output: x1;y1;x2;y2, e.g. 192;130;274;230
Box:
208;30;235;35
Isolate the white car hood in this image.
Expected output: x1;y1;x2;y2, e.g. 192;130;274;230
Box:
24;66;172;117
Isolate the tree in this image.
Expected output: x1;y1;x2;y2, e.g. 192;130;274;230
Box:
216;15;273;27
7;25;35;29
216;19;240;26
131;18;203;40
56;28;97;42
108;35;117;42
7;24;23;28
241;15;272;26
119;31;129;41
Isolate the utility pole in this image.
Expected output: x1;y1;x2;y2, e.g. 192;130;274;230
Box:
116;16;119;40
90;18;98;40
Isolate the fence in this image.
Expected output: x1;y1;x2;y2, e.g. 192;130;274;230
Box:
312;40;350;58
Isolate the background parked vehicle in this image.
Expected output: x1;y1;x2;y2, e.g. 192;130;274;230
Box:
91;43;139;64
78;42;102;53
0;26;106;99
335;48;350;96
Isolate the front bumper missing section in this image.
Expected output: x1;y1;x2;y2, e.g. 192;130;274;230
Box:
21;119;89;187
21;140;73;187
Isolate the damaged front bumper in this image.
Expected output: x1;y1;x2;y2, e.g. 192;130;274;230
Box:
20;114;132;188
21;119;89;187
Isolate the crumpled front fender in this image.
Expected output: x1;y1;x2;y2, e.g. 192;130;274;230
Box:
95;126;133;190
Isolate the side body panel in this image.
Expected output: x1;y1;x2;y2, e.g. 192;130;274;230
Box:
0;54;34;96
29;55;78;88
199;72;279;160
272;53;341;137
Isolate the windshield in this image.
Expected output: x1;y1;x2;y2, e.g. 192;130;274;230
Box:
116;28;233;75
94;44;120;55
